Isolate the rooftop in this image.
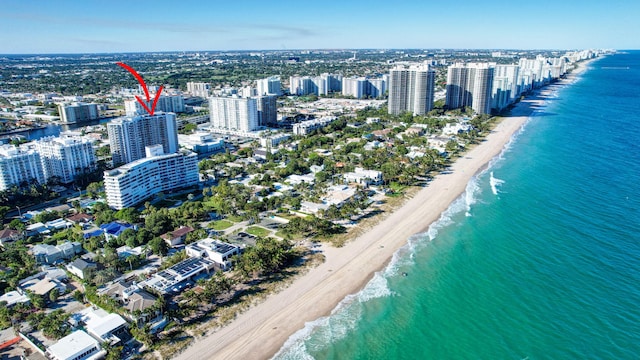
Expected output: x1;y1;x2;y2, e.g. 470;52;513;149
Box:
47;330;99;360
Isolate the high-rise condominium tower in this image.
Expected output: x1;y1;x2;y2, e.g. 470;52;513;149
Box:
445;63;495;115
107;113;178;165
388;65;436;116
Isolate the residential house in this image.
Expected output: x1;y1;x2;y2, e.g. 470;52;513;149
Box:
186;238;241;270
46;330;106;360
343;168;383;186
67;213;94;224
161;226;195;247
19;276;66;298
99;222;134;240
71;307;128;345
31;241;82;264
0;228;21;247
139;257;215;294
67;258;97;280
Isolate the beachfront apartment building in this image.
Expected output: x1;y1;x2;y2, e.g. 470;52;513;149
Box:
446;62;495;115
57;102;100;124
34;136;97;184
492;64;521;113
124;95;185;116
209;96;259;132
107;112;179;165
388;64;436;115
103;146;198;209
256;76;282;96
0;144;46;191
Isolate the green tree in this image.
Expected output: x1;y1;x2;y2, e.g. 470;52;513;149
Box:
49;288;60;303
148;237;168;256
114;208;141;224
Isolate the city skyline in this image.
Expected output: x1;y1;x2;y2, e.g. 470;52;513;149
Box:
1;0;638;54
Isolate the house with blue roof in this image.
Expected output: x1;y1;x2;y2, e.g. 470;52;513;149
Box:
83;221;135;240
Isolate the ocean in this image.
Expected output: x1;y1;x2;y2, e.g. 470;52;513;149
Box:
274;51;640;359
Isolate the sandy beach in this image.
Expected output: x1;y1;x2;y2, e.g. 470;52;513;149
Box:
175;60;594;360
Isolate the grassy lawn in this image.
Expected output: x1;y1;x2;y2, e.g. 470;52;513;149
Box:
386;182;407;197
209;219;234;231
227;214;245;222
246;226;271;237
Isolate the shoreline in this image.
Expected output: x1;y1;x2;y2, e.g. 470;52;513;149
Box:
174;58;597;360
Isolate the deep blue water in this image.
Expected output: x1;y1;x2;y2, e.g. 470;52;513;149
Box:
275;51;640;359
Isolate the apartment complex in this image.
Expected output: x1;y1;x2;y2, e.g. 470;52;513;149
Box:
209;96;259;132
186;82;210;98
492;64;521;112
0;145;46;191
256;95;278;126
104;145;198;209
289;73;342;96
445;62;495;115
34;136;96;184
256;76;282;96
124;95;185;116
342;77;387;99
388;64;436;115
57;102;100;124
107;113;179;165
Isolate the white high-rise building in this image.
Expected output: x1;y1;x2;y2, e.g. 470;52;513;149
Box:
256;76;282;96
209;96;259;132
186;82;210;98
445;63;495;115
124;95;185;116
492;64;521;112
57;103;99;124
342;77;387;99
107;113;179;165
104;146;198;210
342;77;368;98
289;76;316;96
367;78;387;99
0;145;46;191
34;136;96;184
388;64;436;115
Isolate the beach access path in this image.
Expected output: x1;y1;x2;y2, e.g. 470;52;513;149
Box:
175;60;594;360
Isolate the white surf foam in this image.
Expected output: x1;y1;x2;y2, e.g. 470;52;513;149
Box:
489;171;505;195
274;118;533;359
272;271;393;359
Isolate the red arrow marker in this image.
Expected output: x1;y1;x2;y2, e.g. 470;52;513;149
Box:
116;62;164;116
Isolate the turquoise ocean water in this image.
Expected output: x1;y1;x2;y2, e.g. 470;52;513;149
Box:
274;51;640;360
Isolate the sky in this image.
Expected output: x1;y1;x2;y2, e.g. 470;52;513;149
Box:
1;0;638;54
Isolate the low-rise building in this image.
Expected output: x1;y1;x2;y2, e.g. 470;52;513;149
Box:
31;241;82;265
161;226;195;247
46;330;105;360
178;132;225;157
0;228;21;247
292;117;335;135
71;307;128;345
67;259;97;280
343;168;383;186
139;257;215;294
186;238;241;270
